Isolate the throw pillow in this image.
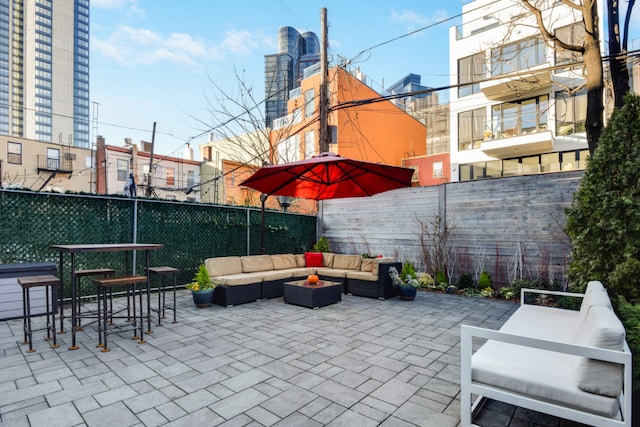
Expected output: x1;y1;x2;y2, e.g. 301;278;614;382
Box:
305;252;323;267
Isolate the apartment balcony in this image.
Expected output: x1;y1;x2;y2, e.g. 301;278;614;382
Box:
37;155;73;174
481;127;553;158
272;109;302;130
480;65;552;101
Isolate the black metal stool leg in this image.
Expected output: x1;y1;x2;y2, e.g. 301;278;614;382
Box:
172;273;177;324
49;284;59;349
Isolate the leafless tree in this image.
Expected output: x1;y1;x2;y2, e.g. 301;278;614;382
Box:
416;213;455;279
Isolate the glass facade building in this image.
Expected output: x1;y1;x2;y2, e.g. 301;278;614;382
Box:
0;0;89;148
264;26;319;128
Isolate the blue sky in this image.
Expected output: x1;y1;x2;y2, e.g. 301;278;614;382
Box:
90;0;640;159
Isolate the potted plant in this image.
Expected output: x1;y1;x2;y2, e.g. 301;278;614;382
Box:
388;261;420;300
185;263;216;308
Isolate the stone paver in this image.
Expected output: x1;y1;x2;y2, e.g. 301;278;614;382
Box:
0;289;573;426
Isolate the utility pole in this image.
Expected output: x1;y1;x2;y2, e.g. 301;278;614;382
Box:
319;7;329;153
145;122;156;197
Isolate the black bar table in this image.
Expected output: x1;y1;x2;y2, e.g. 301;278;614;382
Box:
50;243;164;350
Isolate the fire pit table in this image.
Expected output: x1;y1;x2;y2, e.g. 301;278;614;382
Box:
283;279;342;309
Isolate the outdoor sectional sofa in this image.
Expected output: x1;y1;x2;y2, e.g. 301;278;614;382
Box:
204;253;400;307
460;281;632;426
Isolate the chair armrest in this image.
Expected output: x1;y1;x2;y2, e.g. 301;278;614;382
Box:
461;324;630;363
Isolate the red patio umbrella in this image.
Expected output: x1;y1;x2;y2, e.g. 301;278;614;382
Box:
239;152;414;200
240;152;415;253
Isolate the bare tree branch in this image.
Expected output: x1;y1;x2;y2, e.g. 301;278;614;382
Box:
521;0;585;52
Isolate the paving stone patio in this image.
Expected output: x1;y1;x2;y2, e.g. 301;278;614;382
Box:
0;289;582;426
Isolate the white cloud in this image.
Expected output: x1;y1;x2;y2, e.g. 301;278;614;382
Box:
220;30;260;56
92;25;222;66
390;8;448;30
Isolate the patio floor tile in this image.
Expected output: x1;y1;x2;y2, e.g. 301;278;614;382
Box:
0;289;585;426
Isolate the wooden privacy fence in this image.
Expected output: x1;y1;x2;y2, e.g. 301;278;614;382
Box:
320;171;582;288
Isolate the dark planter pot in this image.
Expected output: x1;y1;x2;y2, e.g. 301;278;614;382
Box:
399;285;417;301
191;288;215;308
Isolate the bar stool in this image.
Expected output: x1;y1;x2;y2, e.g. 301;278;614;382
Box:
147;267;180;326
18;275;60;353
75;268;116;330
94;275;147;352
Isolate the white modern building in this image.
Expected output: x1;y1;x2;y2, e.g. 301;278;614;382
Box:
449;0;603;181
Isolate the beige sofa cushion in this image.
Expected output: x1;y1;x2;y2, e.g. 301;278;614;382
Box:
215;272;265;286
241;255;274;273
205;256;242;277
295;254;306;268
322;253;334;268
361;258;375;272
332;254;362;270
574;305;626;397
272;254;297;270
346;270;377;281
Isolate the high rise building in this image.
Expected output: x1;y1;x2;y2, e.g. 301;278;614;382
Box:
264;26;319;128
0;0;90;148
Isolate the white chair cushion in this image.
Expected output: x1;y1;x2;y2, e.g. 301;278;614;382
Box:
574;305;626;397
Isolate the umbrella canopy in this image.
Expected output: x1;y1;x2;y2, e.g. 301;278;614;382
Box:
239;152;414;200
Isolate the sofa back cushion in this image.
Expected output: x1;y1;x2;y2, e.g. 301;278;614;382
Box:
304;252;323;267
574;305;626;397
271;254;297;270
361;258;375;272
295;254;306;268
332;254;362;270
241;255;274;273
577;287;612;327
205;256;242;277
322;252;335;268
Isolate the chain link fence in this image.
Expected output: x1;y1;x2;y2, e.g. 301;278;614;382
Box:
0;190;317;298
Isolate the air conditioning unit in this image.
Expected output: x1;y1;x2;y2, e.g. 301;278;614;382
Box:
64;153;76;160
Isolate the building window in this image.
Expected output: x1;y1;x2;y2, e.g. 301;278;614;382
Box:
117;159;129;181
186;170;195;188
556;89;587;135
555;23;585;69
458;108;485;151
304;131;314;159
490;95;548;139
304;88;315;118
433;162;443;178
7;142;21;164
166;168;175;186
491;36;545;76
46;148;59;170
458;53;484;97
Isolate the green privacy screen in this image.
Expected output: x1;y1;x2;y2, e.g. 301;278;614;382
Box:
0;190;317;298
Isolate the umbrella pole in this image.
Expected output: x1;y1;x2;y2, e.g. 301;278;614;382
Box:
260;194;268;254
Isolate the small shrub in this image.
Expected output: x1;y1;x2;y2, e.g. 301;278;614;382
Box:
400;261;417;279
456;272;474;289
417;272;434;289
462;287;482;297
480;286;495;298
445;284;457;294
436;270;447;285
616;296;640;392
497;287;516;300
312;237;331;253
478;270;492;289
